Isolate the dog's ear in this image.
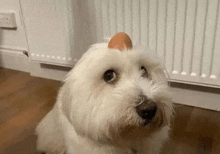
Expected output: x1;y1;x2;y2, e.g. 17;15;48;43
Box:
108;32;132;51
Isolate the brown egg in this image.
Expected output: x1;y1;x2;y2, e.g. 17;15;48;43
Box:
108;32;133;51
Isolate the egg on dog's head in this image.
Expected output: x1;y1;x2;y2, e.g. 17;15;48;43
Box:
108;32;133;51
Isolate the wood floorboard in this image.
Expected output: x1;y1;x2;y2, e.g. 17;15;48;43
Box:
0;67;219;154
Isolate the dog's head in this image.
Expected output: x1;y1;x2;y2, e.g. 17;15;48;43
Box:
60;33;173;147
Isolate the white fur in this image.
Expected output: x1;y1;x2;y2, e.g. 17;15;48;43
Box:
36;43;173;154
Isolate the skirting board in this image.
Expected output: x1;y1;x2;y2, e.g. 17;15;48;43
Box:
30;61;72;81
0;48;30;72
171;87;220;111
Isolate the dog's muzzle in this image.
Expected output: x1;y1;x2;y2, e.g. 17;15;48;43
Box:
135;96;157;125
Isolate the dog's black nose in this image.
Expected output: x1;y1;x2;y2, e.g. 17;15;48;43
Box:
135;98;157;124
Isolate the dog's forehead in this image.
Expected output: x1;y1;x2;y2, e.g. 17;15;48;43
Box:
87;43;148;61
73;43;161;73
86;46;143;68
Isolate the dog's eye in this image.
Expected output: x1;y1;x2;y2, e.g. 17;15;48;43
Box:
140;66;148;78
103;70;117;83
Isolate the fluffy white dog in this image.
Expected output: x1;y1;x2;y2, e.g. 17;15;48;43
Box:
36;32;173;154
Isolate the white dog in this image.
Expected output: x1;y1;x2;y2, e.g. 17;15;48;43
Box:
36;32;173;154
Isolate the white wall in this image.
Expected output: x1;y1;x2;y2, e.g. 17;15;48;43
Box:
0;0;27;51
0;0;29;72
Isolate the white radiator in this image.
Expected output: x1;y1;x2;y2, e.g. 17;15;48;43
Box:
93;0;220;87
23;0;219;87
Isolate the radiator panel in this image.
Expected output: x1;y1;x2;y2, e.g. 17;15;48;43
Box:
95;0;220;87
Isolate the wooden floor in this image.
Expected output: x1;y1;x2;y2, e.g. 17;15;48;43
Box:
0;67;219;154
